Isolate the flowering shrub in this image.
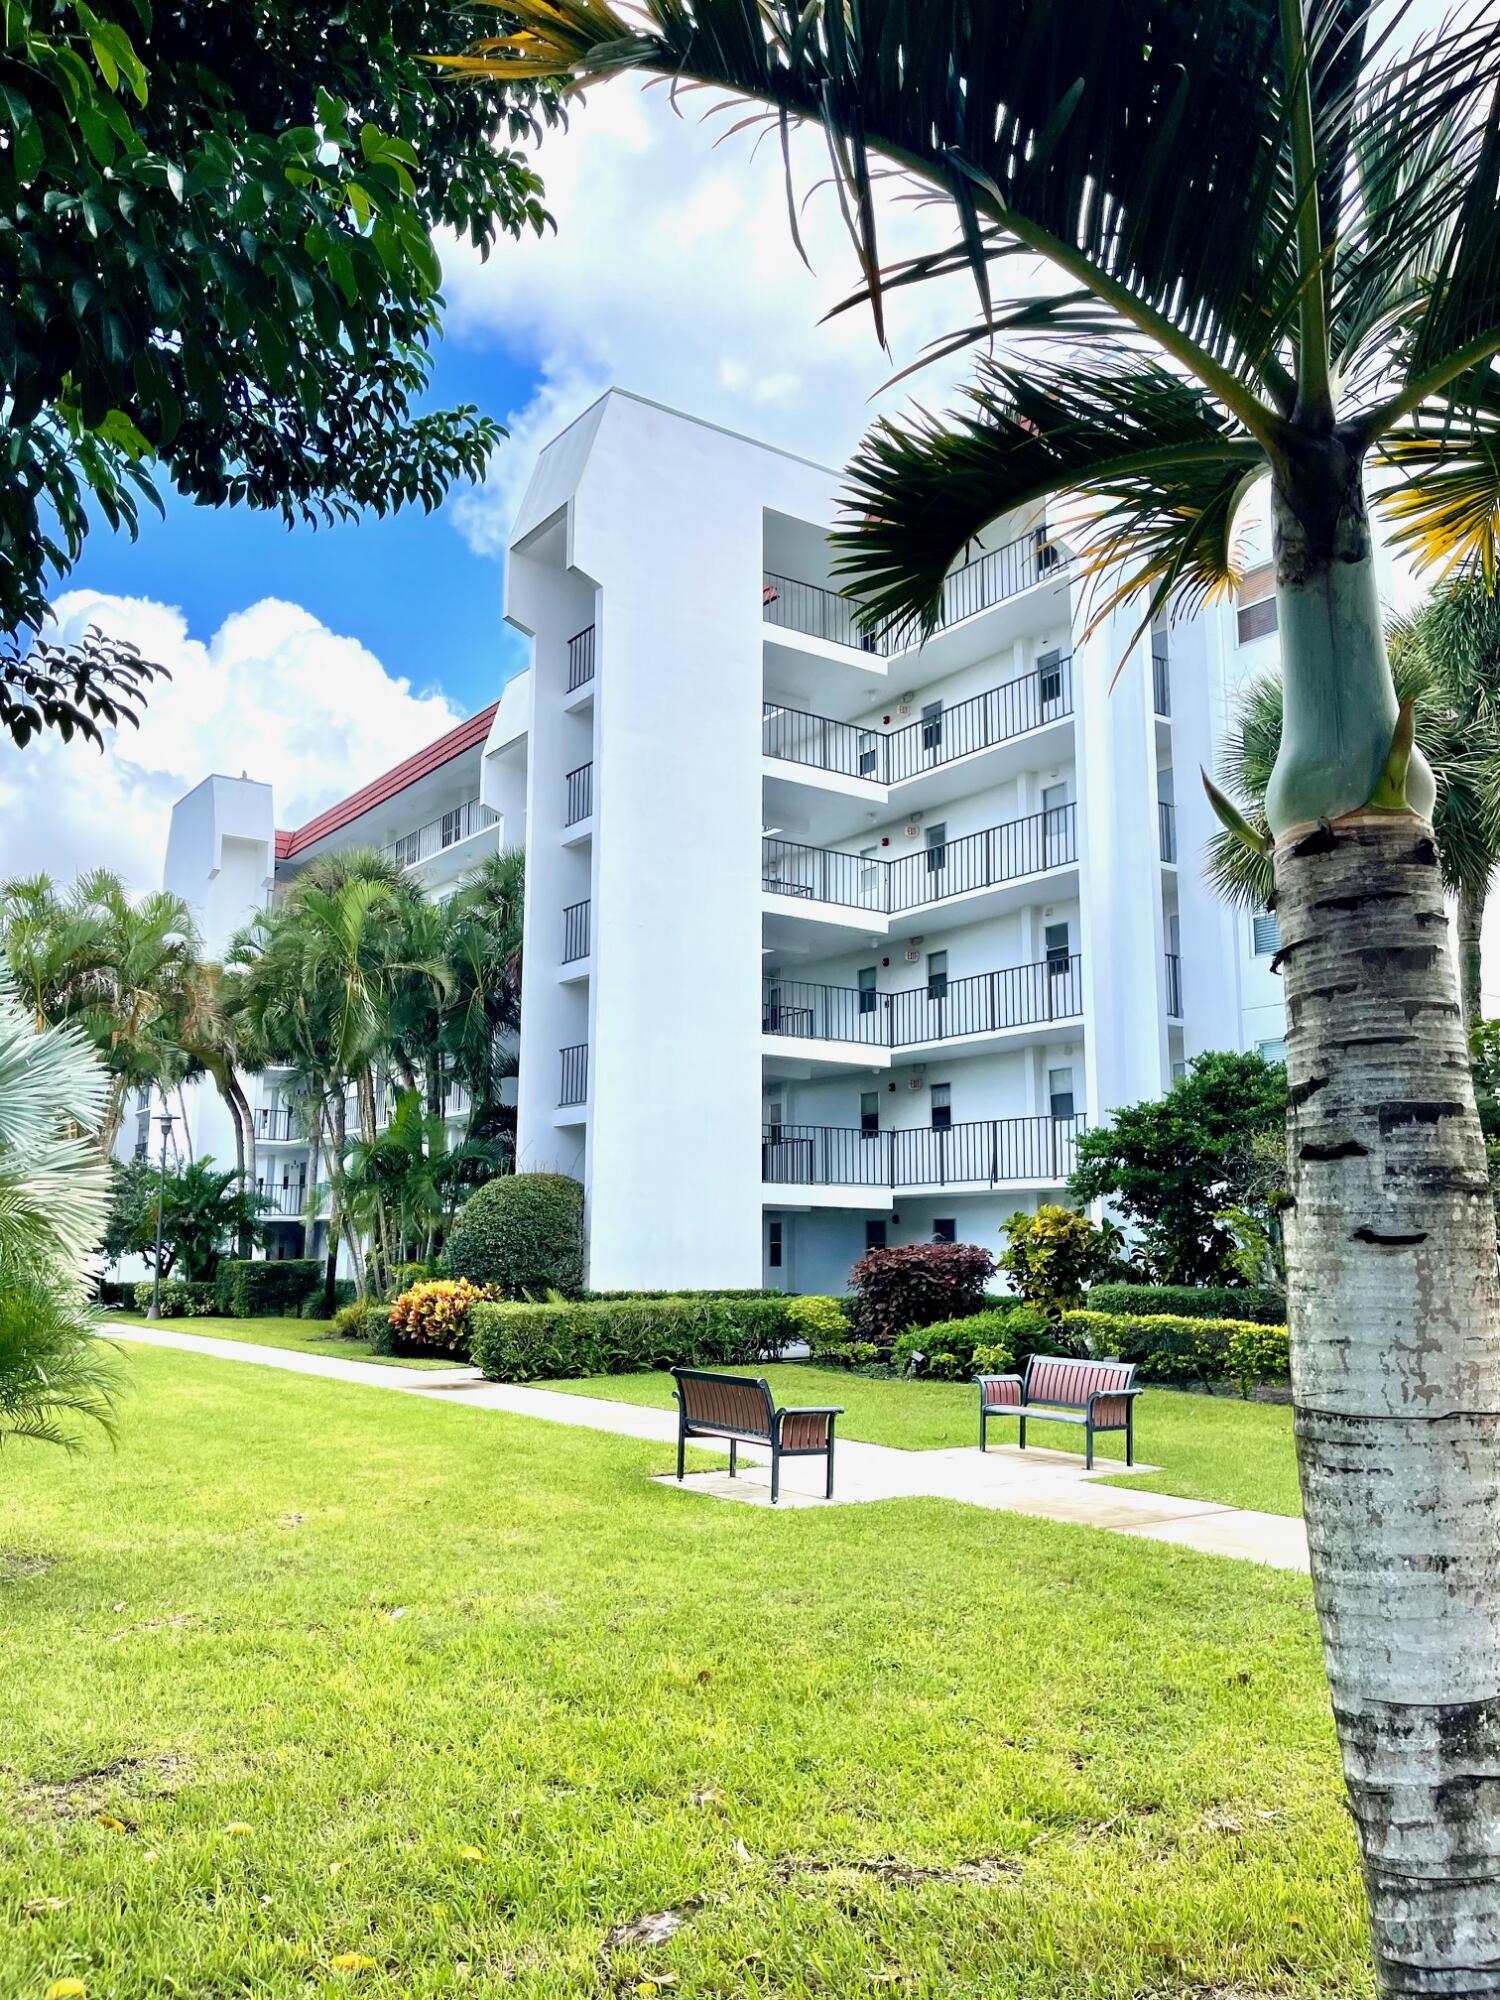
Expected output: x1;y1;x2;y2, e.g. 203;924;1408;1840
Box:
386;1278;497;1357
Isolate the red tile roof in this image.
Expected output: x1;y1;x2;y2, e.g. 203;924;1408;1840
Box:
275;702;498;863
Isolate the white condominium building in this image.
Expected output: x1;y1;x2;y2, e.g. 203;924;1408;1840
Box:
146;691;528;1263
505;390;1285;1298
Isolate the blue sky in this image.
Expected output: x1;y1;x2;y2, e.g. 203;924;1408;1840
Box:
72;332;539;720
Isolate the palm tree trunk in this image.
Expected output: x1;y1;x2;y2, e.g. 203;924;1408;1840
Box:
176;1085;194;1161
1269;450;1500;1992
1457;880;1486;1033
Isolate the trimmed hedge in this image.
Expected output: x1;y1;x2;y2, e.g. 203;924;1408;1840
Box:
1062;1307;1289;1395
130;1278;217;1318
893;1305;1057;1381
213;1257;322;1318
470;1294;795;1383
1086;1282;1284;1325
447;1173;585;1297
577;1288;775;1302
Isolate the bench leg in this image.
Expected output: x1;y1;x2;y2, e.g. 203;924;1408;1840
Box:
979;1405;987;1453
729;1439;737;1479
771;1447;780;1505
1085;1420;1094;1472
1126;1408;1134;1468
677;1425;685;1482
1018;1414;1027;1452
825;1432;835;1500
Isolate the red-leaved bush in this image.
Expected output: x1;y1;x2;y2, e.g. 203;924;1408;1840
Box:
848;1242;996;1348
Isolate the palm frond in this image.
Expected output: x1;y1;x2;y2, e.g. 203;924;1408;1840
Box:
832;357;1262;639
1374;361;1500;583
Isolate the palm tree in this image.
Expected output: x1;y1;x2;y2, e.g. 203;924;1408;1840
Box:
0;976;121;1451
0;870;200;1158
447;4;1500;1983
1210;580;1500;1025
229;849;449;1299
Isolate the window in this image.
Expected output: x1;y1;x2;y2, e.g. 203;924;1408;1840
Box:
860;845;881;900
440;806;466;849
1253;912;1281;955
921;699;944;753
858;965;878;1015
861;1090;880;1136
865;1220;887;1252
930;1082;952;1131
768;1219;783;1270
1038;647;1063;707
393;829;421;869
925;821;948;873
857;730;879;778
1049;1066;1075;1120
1259;1037;1288;1064
933;1218;957;1243
926;950;948;1000
1237;563;1278;644
1044;921;1070;972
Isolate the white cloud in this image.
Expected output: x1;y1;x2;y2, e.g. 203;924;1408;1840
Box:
0;593;462;895
441;86;989;556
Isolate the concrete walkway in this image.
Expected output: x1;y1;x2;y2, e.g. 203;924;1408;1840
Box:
110;1325;1309;1573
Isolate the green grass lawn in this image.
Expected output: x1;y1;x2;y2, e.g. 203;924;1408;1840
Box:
541;1365;1302;1517
103;1312;457;1371
0;1345;1360;1998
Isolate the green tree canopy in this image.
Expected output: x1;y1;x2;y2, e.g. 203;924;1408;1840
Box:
1068;1052;1288;1286
1;0;555;745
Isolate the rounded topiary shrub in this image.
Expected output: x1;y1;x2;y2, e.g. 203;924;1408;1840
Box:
447;1173;586;1298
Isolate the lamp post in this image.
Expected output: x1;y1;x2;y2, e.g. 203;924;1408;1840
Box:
148;1107;175;1321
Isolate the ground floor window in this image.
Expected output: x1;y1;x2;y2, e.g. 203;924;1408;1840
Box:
933;1218;957;1244
768;1219;783;1269
865;1219;887;1251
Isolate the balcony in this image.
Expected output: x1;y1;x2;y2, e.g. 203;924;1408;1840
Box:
565;761;593;826
567;625;596;692
763;529;1066;656
1152;643;1171;718
559;1042;588;1106
761;1113;1086;1190
1165;952;1184;1018
763;805;1077;917
562;898;591;964
256;1106;300;1142
763;657;1072;787
764;956;1083;1051
1158;799;1177;863
386;798;498;870
256;1180;311;1218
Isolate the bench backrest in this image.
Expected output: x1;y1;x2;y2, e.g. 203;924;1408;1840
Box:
1023;1354;1136;1408
672;1367;776;1438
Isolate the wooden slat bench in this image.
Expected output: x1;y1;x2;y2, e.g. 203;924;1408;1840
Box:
975;1354;1141;1470
671;1367;843;1503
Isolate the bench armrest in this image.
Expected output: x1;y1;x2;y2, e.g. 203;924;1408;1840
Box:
1087;1387;1142;1424
976;1374;1023;1407
776;1405;841;1450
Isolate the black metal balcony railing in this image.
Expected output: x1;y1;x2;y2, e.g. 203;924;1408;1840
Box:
763;956;1084;1051
1152;643;1171;718
761;1113;1086;1189
1158;799;1177;863
1165;952;1184;1017
559;1043;588;1106
256;1181;309;1218
562;899;591;964
763;978;888;1047
567;625;596;692
762;658;1073;786
763;806;1077;916
387;798;499;870
565;761;593;826
763;529;1064;656
256;1106;298;1141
